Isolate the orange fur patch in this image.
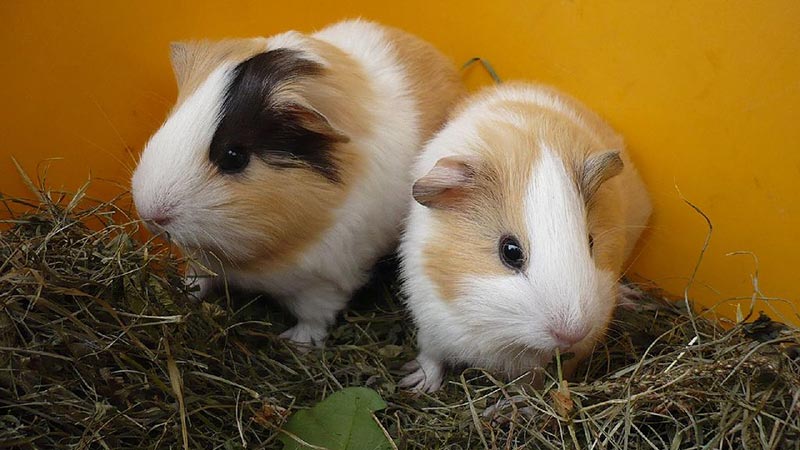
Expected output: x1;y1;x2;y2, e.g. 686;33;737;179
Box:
287;36;375;138
225;150;355;271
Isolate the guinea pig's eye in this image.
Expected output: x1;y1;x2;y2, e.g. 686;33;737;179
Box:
499;235;526;271
217;146;250;174
588;234;595;254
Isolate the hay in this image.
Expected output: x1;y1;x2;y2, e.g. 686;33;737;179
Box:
1;181;799;450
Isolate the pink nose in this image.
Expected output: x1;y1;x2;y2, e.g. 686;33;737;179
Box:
151;215;172;226
550;327;590;350
141;208;173;228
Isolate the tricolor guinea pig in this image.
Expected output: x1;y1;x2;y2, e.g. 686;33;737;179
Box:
131;20;464;346
398;82;651;392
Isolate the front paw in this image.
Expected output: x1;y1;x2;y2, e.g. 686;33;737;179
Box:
398;355;445;393
482;396;534;424
617;283;645;309
279;322;328;349
185;274;213;299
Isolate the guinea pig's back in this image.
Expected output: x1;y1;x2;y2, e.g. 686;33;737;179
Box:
314;20;464;145
262;20;464;281
312;20;465;219
379;26;465;139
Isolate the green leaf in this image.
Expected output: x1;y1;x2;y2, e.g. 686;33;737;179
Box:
279;387;392;450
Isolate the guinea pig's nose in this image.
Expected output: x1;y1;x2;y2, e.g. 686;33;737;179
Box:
550;327;590;350
151;215;172;226
141;207;174;228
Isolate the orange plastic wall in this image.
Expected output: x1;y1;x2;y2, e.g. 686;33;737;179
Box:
1;1;798;324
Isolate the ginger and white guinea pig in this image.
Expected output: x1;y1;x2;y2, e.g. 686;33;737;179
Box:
131;19;464;346
398;82;652;392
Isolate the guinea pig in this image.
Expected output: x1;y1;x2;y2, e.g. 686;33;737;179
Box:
398;82;651;392
131;19;464;346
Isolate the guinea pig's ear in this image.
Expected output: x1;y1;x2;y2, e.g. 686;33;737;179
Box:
281;102;350;143
412;156;479;209
169;41;195;88
581;150;624;201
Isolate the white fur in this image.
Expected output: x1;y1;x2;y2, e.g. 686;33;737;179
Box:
399;84;634;392
133;20;426;345
132;66;233;249
245;20;421;344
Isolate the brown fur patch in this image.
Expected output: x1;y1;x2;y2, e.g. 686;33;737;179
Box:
423;96;630;301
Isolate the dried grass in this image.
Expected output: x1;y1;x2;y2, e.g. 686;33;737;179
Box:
1;177;798;449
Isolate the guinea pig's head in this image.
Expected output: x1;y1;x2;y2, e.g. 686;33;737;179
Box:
131;38;357;267
413;105;627;359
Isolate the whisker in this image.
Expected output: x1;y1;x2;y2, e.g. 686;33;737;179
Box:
67;131;135;176
90;95;139;170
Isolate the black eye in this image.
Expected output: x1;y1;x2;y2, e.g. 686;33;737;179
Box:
217;146;250;173
588;234;595;254
499;235;526;271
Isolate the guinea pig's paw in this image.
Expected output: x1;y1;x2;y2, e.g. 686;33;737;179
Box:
617;283;645;310
482;396;534;424
397;356;444;393
185;274;213;299
279;322;328;350
400;359;420;373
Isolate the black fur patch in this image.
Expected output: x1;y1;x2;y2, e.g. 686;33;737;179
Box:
209;49;343;181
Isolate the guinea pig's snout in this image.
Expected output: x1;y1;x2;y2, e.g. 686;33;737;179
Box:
549;326;590;351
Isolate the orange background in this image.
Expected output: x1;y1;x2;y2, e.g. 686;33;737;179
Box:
1;1;798;324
